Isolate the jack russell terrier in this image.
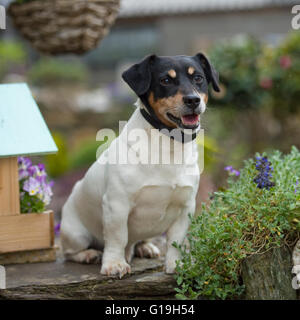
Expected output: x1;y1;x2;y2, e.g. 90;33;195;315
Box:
60;53;220;278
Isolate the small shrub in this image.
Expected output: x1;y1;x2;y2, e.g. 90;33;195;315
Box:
175;146;300;300
28;58;88;86
0;40;27;80
209;36;265;109
259;32;300;117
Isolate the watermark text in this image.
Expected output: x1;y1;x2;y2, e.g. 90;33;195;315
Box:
292;5;300;30
0;265;6;289
0;5;6;30
95;121;204;175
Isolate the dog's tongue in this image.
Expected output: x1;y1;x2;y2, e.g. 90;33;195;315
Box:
181;114;199;126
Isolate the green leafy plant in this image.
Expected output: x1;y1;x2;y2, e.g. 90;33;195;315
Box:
208;32;300;116
209;36;265;109
175;146;300;300
0;40;27;80
28;58;88;86
259;32;300;117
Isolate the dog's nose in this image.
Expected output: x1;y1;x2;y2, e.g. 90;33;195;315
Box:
183;95;200;109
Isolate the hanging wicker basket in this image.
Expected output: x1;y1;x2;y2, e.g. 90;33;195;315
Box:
8;0;120;55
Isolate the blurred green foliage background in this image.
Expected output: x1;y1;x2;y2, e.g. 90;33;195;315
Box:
0;32;299;190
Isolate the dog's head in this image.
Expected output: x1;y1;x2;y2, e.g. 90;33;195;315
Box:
122;54;220;130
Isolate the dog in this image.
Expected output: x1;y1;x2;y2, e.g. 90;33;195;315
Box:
60;53;220;278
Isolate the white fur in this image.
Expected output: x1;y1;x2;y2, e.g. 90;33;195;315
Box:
60;101;200;278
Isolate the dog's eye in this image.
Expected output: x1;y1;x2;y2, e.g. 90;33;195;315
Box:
160;77;171;86
193;75;204;84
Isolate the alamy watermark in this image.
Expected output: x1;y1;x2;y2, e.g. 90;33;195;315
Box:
95;121;205;175
0;265;5;289
0;5;5;30
292;5;300;30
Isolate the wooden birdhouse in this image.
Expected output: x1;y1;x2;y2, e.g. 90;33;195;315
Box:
0;83;58;264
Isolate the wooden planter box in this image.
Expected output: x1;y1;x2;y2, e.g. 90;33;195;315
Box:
0;157;56;265
0;83;58;264
0;211;54;254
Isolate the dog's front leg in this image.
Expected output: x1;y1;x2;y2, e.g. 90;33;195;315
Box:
165;205;194;274
100;193;131;278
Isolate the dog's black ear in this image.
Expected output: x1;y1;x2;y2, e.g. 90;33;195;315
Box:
122;55;156;96
194;53;220;92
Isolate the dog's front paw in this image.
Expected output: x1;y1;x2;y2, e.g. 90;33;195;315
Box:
165;253;182;274
165;259;177;274
101;259;131;279
135;242;160;259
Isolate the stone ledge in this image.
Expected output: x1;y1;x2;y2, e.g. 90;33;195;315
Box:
0;256;176;300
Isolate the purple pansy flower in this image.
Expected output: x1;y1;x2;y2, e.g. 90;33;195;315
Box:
38;163;45;171
42;182;54;205
23;177;41;196
18;156;54;212
18;168;29;180
18;157;32;169
18;157;33;181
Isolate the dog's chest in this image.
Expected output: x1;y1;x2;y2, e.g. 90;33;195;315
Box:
128;184;192;240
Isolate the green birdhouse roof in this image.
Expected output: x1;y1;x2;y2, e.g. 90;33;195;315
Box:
0;83;58;158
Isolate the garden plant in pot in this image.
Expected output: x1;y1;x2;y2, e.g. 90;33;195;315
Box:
0;83;57;265
175;146;300;300
8;0;120;55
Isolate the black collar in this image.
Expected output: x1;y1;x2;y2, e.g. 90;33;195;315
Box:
139;99;199;144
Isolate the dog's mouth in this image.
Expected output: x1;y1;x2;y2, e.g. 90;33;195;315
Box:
167;112;200;129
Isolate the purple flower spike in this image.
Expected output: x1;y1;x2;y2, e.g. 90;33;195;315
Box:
225;165;240;177
295;179;299;194
232;170;240;177
54;222;61;236
253;156;275;190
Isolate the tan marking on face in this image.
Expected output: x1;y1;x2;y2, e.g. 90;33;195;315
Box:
168;69;176;78
188;66;195;75
200;93;208;104
148;92;183;128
